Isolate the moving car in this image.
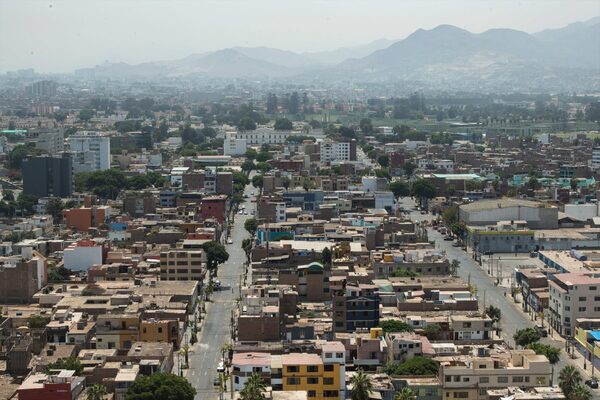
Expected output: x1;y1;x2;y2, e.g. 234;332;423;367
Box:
217;361;225;373
214;280;221;290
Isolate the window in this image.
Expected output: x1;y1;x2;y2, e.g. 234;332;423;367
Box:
307;366;318;373
323;378;334;385
591;287;597;291
512;376;524;383
307;391;316;398
579;297;587;301
498;377;508;383
158;327;163;333
286;377;300;385
453;393;468;399
579;307;587;312
287;366;299;373
307;377;319;385
479;377;489;383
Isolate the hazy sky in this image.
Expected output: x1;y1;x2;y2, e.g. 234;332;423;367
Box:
1;0;598;73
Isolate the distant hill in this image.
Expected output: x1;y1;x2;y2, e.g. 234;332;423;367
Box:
74;18;600;90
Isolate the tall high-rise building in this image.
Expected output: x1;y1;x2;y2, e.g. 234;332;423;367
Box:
68;132;111;172
22;154;73;198
27;80;57;97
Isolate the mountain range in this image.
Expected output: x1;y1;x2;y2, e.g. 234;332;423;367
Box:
75;18;600;90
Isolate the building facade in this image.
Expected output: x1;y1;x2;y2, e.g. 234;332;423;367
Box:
22;154;73;198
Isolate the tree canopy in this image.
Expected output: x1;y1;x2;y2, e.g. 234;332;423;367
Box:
378;319;414;333
125;373;196;400
513;327;541;348
244;218;258;236
388;180;410;198
527;342;560;364
384;357;439;376
274;118;293;131
202;241;229;271
45;357;83;376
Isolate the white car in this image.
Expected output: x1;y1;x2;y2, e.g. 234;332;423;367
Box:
227;238;233;244
244;211;248;215
217;361;225;373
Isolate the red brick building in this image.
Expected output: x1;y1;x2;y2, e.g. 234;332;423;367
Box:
200;195;227;223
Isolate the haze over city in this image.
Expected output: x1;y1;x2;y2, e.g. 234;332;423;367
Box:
0;0;599;73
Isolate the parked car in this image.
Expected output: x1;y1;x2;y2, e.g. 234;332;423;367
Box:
213;377;221;386
444;236;454;241
217;361;225;373
535;324;548;337
227;238;233;244
586;379;599;389
214;280;221;290
452;241;460;247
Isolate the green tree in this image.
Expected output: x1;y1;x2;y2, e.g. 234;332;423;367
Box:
125;373;196;400
349;369;372;400
558;365;582;399
378;320;414;333
27;315;50;328
256;151;272;163
238;117;257;131
17;192;38;216
288;92;300;114
86;384;107;400
252;175;264;191
242;238;253;262
239;373;267;400
6;143;44;170
402;162;417;176
274;118;293;131
241;160;256;173
48;265;71;282
321;247;332;266
388;181;410;198
244;218;258;236
394;388;416;400
424;323;441;340
281;176;291;191
441;206;458;225
256;162;271;173
45;357;83;375
384;357;439;376
485;305;501;325
513;328;541;348
78;108;95;122
2;190;14;202
411;179;436;208
527;342;560;365
202;241;229;271
359;118;373;134
44;198;64;224
377;155;389;168
245;148;258;160
571;384;593;400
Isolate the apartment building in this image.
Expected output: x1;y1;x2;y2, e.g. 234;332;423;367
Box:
159;249;206;281
320;139;356;163
22;154;73;198
450;315;494;341
438;349;552;400
223;132;248;155
548;272;600;336
232;352;272;391
332;282;380;332
96;314;141;350
230;128;294;145
68;132;111;172
386;332;435;363
0;256;45;304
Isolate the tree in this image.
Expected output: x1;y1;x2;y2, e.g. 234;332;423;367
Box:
86;384;107;400
527;342;560;365
441;206;458;225
238;117;257;131
6;143;44;170
17;193;39;216
411;179;436;208
558;365;582;399
240;373;267;400
349;369;372;400
241;160;256;173
394;388;416;400
359;118;373;134
2;190;14;202
45;357;83;375
281;176;291;191
384;357;439;376
252;175;264;191
378;320;414;333
377;155;389;168
321;247;332;266
202;241;229;271
27;315;50;328
244;218;258;236
245;148;258;160
485;305;501;324
274;118;293;131
266;93;278;114
242;238;253;261
571;384;593;400
402;162;417;176
45;198;64;224
288;92;300;114
48;265;71;282
388;181;410;198
424;323;441;340
256;162;271;173
125;373;196;400
78;108;95;122
513;327;541;348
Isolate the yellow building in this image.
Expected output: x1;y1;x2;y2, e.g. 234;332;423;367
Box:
575;327;600;360
140;319;180;348
281;345;345;400
96;314;141;350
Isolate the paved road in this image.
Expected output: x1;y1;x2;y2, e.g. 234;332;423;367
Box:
189;185;254;400
398;197;600;397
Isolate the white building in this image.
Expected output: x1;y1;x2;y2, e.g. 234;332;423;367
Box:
320;139;353;163
232;353;272;391
230;128;294;145
549;272;600;337
170;166;189;187
223;133;247;155
417;158;454;171
593;147;600;170
374;191;394;210
68;132;111;172
63;241;103;271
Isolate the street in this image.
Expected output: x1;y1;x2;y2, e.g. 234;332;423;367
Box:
398;197;600;398
188;184;254;400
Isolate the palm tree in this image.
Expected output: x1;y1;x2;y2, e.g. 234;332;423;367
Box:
350;369;372;400
571;384;593;400
558;365;582;398
240;373;267;400
86;384;107;400
394;387;416;400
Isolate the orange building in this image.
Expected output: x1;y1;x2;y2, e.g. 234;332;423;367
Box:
63;206;108;231
140;319;180;348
